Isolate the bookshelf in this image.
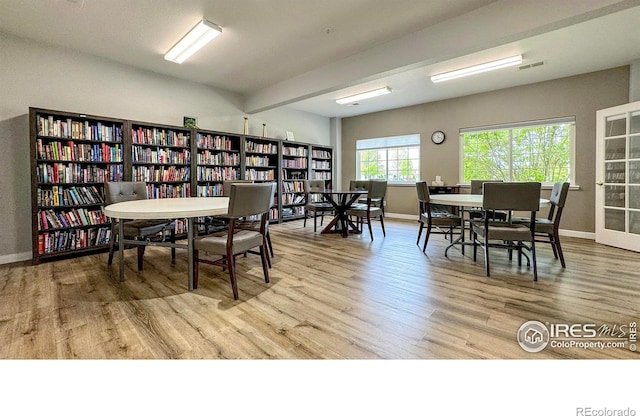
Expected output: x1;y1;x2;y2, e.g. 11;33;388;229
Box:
281;142;309;220
311;145;333;189
130;121;191;235
30;107;334;262
30;108;124;262
244;135;280;221
195;130;241;197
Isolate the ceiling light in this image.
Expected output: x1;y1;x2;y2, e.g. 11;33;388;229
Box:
164;19;222;64
430;55;523;83
336;87;392;105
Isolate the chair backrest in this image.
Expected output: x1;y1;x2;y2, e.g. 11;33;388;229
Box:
222;180;253;196
368;180;387;200
415;181;430;203
227;183;275;219
482;182;541;212
349;180;369;191
304;179;325;194
549;182;570;208
470;179;503;195
105;181;147;204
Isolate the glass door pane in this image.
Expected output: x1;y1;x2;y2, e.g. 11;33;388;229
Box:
605;114;626;137
605;208;625;231
604;185;625;207
630;111;640;134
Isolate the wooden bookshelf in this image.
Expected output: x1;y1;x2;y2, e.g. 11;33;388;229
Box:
281;142;309;221
30;108;125;263
29;107;334;262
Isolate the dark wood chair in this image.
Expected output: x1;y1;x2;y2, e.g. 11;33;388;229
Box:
512;182;570;268
105;181;175;270
303;179;333;232
193;182;274;300
471;182;541;281
415;181;463;252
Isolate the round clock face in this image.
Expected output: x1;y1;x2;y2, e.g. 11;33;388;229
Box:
431;130;446;144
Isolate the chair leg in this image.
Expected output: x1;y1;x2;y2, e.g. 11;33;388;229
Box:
483;240;490;277
417;222;424;245
531;241;538;281
366;215;374;241
266;230;274;258
303;211;308;228
423;224;431;252
263;235;272;269
554;231;566;268
227;249;239;300
549;233;559;259
313;212;318;232
107;223;116;265
379;215;386;237
260;245;270;283
472;231;477;261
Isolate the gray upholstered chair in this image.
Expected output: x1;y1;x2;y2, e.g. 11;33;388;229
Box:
105;181;176;270
350;179;382;212
346;180;387;240
303;179;333;232
468;179;508;222
416;181;463;252
193;182;275;300
512;181;570;268
471;182;541;281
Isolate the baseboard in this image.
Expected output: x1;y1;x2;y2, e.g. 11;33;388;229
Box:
0;251;32;265
385;212;595;240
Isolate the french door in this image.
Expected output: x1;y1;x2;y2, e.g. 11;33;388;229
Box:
595;101;640;251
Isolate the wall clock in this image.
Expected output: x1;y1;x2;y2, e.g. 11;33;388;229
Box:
431;130;446;145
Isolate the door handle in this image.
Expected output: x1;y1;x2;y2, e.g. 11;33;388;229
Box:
596;181;604;186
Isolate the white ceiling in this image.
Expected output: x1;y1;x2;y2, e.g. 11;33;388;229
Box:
1;0;640;118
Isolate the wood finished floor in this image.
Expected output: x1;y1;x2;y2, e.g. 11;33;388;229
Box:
1;218;638;359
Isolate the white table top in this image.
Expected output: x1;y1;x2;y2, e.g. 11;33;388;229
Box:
104;197;229;220
429;193;550;208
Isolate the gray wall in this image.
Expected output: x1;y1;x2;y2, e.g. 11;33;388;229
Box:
341;66;630;234
0;33;330;263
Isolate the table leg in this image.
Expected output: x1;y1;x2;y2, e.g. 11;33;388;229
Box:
188;217;194;291
118;219;125;282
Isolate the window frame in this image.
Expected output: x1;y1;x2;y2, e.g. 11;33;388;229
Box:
459;117;576;186
355;134;421;184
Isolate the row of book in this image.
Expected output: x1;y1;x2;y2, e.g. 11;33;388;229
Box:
38;227;112;254
37;185;103;207
313;160;331;169
132;166;191;182
312;149;331;159
246;156;274;167
282;158;308;168
282;194;306;205
197;166;238;182
197;184;224;197
245;141;278;154
313;171;332;180
146;183;191;199
131;127;190;147
36;115;123;142
281;170;306;180
197;151;240;166
37;163;123;183
132;146;191;164
282;146;308;157
38;208;108;230
282;180;305;193
37;139;122;163
282;206;305;218
196;134;239;151
246;169;275;181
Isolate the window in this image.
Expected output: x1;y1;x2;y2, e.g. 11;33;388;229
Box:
356;134;420;183
461;117;574;185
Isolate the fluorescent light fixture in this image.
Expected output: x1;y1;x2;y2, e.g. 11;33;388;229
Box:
336;87;392;105
164;19;222;64
430;55;523;83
